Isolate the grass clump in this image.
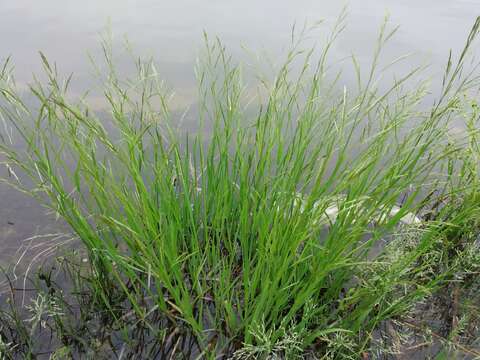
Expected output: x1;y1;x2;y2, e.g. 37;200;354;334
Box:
1;16;480;358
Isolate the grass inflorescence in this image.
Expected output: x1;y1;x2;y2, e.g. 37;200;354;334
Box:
0;15;480;359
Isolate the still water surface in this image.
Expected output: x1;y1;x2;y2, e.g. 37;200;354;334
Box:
0;0;479;266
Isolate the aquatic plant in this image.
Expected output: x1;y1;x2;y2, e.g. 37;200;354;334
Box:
0;15;479;358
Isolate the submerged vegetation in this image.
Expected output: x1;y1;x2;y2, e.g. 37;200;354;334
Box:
0;15;480;359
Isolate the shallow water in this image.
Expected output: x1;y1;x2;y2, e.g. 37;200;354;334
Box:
0;0;479;264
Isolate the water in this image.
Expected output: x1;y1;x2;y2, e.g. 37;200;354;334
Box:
0;0;479;266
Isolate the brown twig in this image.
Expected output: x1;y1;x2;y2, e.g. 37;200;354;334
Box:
398;320;480;357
